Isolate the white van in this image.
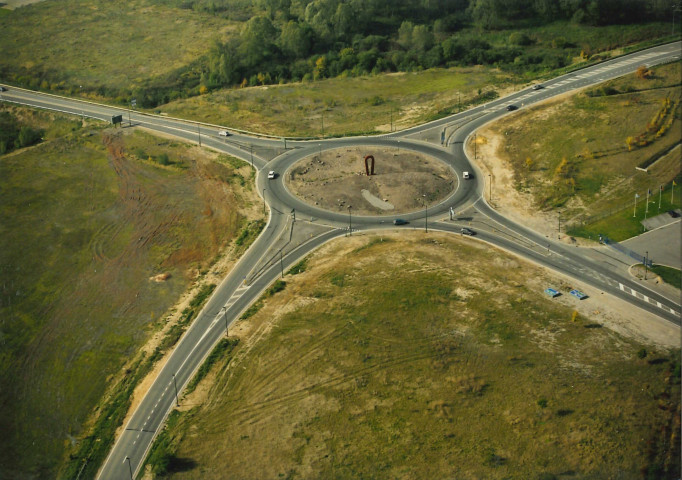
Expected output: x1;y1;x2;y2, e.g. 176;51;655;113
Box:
463;171;470;179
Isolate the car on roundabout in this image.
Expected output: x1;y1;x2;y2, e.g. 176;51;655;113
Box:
267;171;277;179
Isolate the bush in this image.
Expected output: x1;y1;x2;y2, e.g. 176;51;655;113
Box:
637;348;648;359
157;152;171;165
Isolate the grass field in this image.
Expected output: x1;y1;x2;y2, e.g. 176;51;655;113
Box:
483;61;681;237
156;67;515;137
144;233;680;479
0;0;234;94
0;105;261;478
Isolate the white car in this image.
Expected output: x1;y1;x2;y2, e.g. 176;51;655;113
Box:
463;171;470;179
268;171;276;179
218;130;230;136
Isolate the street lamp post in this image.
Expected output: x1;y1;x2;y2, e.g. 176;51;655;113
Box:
558;211;561;240
348;205;352;236
172;373;179;407
644;251;649;280
221;306;228;337
488;174;492;203
124;456;133;480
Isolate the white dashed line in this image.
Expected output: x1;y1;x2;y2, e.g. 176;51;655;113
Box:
619;283;680;316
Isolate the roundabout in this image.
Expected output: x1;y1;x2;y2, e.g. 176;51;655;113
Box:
261;137;476;227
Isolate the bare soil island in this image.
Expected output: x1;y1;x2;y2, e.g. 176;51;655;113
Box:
286;146;457;215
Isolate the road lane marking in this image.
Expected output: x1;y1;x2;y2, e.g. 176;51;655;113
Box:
619;283;680;316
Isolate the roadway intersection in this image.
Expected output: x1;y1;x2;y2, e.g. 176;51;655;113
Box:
2;41;680;479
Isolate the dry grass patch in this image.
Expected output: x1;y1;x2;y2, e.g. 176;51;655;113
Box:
145;232;680;479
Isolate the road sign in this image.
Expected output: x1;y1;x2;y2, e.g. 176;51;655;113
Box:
131;99;137;107
111;114;123;125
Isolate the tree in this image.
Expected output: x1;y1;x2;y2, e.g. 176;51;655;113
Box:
398;21;414;49
240;16;278;68
626;136;634;151
279;20;312;59
314;56;327;80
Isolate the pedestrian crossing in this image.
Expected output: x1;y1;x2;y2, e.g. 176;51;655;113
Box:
619;283;680;316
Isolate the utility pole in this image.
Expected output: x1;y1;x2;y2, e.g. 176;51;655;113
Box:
348;205;352;236
390;107;393;132
124;456;133;480
172;373;179;407
221;306;228;337
489;174;492;203
644;251;649;279
197;124;201;147
558;211;561;240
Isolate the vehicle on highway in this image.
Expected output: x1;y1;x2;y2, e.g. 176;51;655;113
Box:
460;227;476;236
268;170;276;179
506;105;517;111
532;84;543;90
463;171;470;179
668;210;680;218
0;86;6;92
393;219;408;225
218;130;230;136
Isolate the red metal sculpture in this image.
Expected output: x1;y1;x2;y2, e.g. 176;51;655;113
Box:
364;155;375;176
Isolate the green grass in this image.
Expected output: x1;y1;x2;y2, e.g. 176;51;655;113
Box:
651;265;682;289
184;338;239;395
487;61;681;229
0;0;234;96
145;233;680;479
156;67;515;137
0;105;259;479
567;181;682;241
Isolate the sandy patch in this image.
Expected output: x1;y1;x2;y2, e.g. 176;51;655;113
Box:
286;145;456;215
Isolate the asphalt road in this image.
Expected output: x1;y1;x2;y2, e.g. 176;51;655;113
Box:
2;41;681;479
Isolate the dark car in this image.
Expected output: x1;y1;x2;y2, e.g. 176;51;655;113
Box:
393;219;408;225
0;86;6;92
667;210;680;218
460;227;476;236
532;84;543;90
506;105;517;111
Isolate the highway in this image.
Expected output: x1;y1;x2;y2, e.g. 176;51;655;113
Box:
2;41;680;479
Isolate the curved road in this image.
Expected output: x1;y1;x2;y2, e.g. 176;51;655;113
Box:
2;41;680;479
